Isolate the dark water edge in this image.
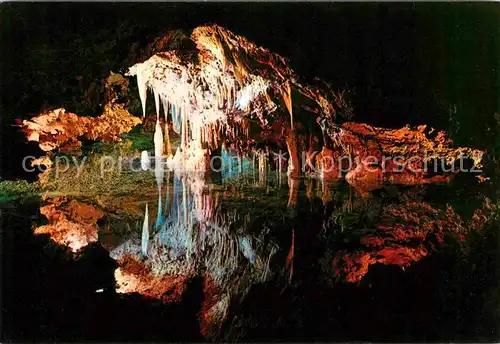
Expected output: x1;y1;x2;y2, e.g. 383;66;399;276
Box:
1;187;499;343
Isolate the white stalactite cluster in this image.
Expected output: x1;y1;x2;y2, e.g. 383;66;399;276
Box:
125;26;295;170
128;53;275;167
111;172;279;288
126;25;353;174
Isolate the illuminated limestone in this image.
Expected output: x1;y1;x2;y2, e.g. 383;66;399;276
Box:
125;24;483;184
126;25;340;175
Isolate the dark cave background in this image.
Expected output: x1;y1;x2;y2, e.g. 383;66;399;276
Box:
0;3;498;180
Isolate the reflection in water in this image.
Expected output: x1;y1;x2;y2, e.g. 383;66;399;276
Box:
34;196;103;252
329;195;471;283
141;203;149;257
32;159;493;339
109;165;283;334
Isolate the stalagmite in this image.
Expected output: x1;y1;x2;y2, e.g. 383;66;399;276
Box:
161;98;173;157
154;119;164;158
286;132;300;177
181;103;188;150
141;203;149;257
258;151;267;185
141;150;150;171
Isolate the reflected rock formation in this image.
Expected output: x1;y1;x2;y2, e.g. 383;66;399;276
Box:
328;188;474;283
30;168;495;339
110;172;280;337
34;196;104;252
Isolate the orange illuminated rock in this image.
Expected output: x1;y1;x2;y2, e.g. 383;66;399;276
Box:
115;254;189;302
34;197;104;252
199;276;225;338
332;200;470;283
19;108;90;153
86;103;142;142
19;105;141;154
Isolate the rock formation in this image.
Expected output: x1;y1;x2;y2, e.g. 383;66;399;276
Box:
127;24;483;184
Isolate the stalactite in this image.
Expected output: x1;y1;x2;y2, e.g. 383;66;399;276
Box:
183;103;189;149
181;104;187;149
286;131;300;177
136;65;148;117
282;81;293;129
161;98;173;157
154;88;161;119
182;177;188;227
172;104;181;134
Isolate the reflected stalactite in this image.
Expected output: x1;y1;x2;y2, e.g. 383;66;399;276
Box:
155;162;164;229
285;229;295;282
141;203;149;257
305;178;314;201
258;151;268;186
320;179;338;205
109;172;281;336
287;177;299;208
